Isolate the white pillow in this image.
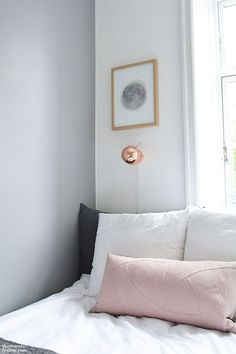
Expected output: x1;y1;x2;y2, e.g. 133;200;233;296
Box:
184;209;236;261
88;208;191;296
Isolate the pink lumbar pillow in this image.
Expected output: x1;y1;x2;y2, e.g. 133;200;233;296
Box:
90;253;236;333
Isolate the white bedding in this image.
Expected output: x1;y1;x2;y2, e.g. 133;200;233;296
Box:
0;276;236;354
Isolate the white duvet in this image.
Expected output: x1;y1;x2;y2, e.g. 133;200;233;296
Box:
0;276;236;354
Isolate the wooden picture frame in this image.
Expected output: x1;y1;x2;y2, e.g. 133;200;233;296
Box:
112;59;159;131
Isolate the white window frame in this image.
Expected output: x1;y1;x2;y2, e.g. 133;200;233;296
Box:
218;0;236;206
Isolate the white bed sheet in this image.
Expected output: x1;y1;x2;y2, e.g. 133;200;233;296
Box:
0;275;236;354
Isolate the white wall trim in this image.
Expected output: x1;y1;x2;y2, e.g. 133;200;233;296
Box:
180;0;198;206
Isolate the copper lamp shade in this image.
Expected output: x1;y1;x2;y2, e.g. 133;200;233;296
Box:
121;145;143;164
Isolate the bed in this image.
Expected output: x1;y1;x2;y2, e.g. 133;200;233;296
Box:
0;275;236;354
0;206;236;354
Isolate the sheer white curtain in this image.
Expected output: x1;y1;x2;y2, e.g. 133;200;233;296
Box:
186;0;225;208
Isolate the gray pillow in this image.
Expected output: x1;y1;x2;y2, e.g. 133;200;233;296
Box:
79;203;99;276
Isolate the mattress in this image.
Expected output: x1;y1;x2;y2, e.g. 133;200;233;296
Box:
0;276;235;354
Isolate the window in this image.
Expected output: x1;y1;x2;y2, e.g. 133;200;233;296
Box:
218;1;236;69
218;0;236;207
185;0;236;209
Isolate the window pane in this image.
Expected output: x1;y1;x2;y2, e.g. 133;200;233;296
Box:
223;76;236;206
222;4;236;68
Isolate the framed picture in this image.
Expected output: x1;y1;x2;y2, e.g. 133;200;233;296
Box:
111;59;159;131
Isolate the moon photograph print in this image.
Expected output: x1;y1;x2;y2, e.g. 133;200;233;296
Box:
122;82;146;110
112;59;159;130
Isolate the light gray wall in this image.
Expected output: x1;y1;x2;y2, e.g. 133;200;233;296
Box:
96;0;186;213
0;0;95;316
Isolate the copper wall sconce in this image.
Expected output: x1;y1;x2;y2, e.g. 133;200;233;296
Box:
121;145;144;165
